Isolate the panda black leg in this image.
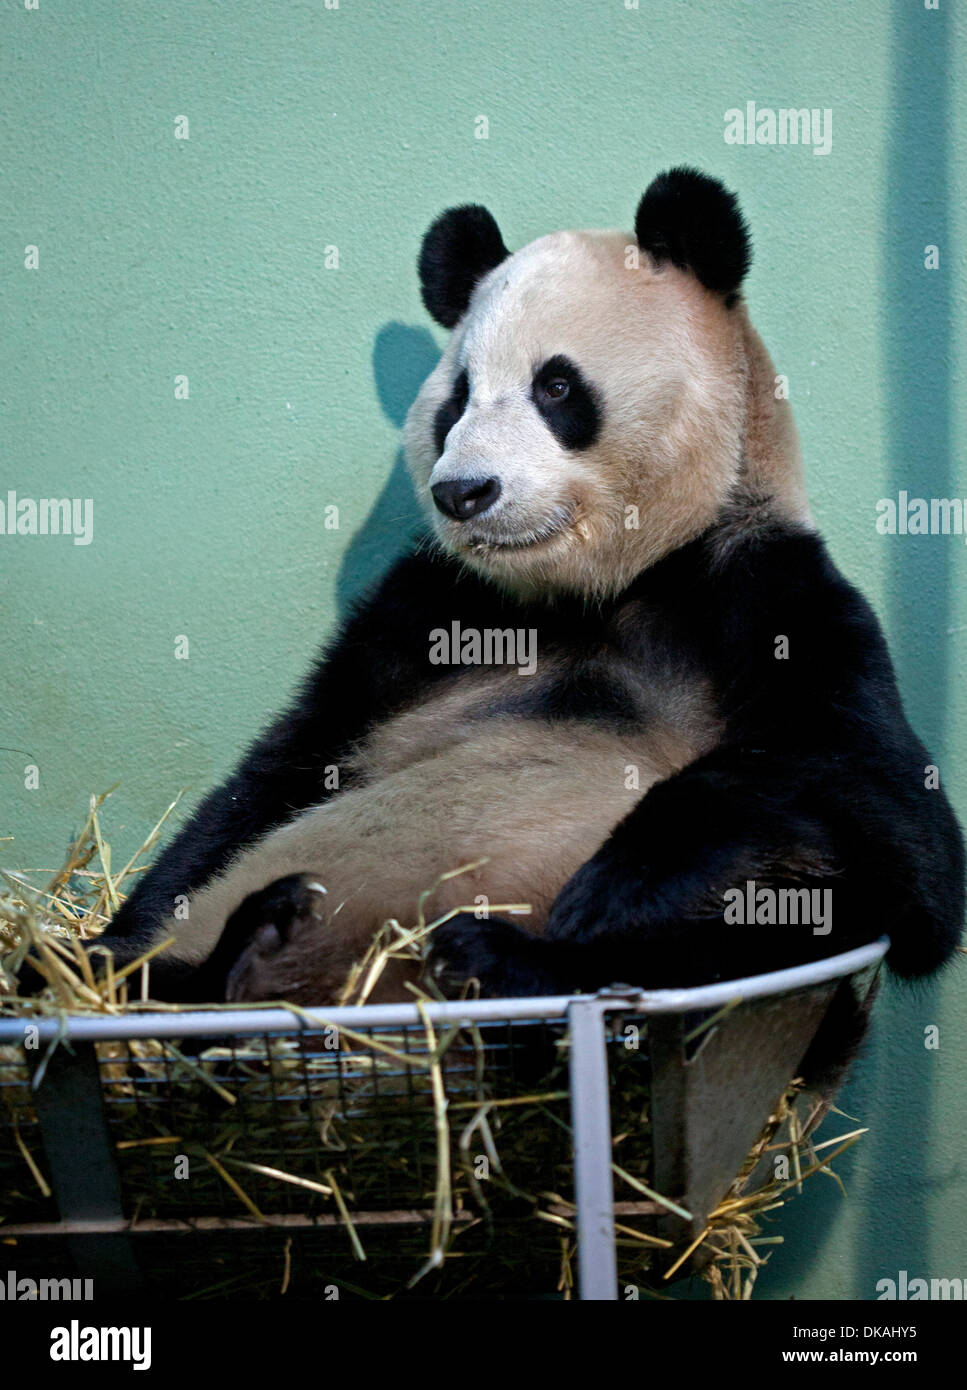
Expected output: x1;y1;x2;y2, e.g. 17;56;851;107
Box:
17;930;205;1004
11;956;47;998
796;975;879;1096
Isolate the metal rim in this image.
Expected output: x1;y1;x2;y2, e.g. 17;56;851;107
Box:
0;937;889;1043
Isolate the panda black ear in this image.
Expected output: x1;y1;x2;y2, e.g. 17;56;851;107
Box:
634;168;751;299
418;204;509;328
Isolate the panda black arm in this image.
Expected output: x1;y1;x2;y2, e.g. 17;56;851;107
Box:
99;544;496;957
546;524;965;983
434;524;964;992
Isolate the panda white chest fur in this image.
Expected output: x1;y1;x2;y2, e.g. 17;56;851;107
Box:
89;168;963;1080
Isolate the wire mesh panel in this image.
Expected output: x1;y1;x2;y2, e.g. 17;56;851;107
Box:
0;1044;58;1226
97;1019;574;1224
2;1014;597;1298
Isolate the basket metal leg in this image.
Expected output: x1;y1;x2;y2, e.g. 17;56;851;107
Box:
28;1041;143;1292
567;998;617;1301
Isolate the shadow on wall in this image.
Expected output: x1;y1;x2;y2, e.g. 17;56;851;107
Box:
334;322;440;618
764;0;954;1301
851;0;954;1299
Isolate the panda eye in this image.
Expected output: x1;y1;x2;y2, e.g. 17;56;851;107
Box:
532;353;601;450
543;378;570;401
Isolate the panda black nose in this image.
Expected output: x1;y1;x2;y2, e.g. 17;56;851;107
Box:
430;476;502;522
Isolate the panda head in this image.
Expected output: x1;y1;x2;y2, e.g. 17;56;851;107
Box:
403;167;809;599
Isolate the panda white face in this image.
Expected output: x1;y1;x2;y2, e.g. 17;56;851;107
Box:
404;173;809;600
404;229;748;599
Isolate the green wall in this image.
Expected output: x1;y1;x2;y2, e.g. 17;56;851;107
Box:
1;0;964;1299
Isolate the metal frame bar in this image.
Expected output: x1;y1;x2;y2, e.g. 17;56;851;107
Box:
26;1041;143;1291
0;938;888;1044
567;997;619;1299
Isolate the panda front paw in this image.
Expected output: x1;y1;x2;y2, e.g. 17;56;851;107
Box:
428;913;569;998
545;845;646;944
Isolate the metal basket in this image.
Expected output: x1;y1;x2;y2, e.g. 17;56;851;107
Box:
0;939;886;1301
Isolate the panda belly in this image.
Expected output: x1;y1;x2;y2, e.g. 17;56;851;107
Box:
157;711;707;1004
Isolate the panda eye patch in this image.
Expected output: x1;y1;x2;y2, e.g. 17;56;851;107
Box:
432;368;470;455
531;354;601;451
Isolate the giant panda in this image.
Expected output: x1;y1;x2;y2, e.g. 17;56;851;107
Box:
91;168;964;1063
